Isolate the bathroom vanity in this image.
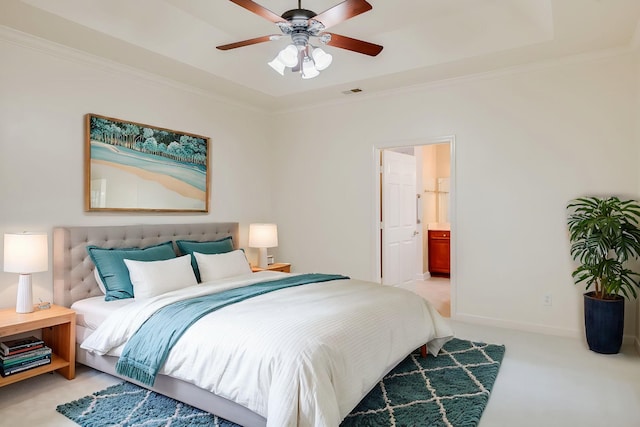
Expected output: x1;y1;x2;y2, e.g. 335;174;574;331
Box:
428;228;450;276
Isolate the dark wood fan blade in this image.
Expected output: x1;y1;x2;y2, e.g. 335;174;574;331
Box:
313;0;373;30
324;33;383;56
216;35;280;50
229;0;285;23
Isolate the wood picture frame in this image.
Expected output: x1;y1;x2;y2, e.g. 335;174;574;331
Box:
85;114;210;212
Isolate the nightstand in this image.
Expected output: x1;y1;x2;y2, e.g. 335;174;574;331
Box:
252;263;291;273
0;304;76;387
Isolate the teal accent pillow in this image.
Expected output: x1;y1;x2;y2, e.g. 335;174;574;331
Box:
87;241;176;301
176;237;234;282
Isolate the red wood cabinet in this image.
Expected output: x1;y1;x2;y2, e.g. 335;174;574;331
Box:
428;230;450;276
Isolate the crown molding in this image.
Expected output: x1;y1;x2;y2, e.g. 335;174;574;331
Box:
0;25;268;114
275;44;637;115
1;24;636;117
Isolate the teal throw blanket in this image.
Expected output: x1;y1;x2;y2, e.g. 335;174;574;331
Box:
115;273;349;386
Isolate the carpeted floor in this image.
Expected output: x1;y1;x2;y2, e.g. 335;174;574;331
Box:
57;338;505;427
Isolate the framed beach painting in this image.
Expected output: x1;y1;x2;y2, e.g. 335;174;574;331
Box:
85;114;209;212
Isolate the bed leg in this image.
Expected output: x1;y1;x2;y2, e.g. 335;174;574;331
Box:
420;344;427;358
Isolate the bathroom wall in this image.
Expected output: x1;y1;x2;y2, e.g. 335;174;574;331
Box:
422;143;451;271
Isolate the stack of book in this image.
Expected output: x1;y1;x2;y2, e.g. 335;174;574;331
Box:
0;336;52;377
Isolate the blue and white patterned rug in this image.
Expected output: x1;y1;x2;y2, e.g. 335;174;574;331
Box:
57;338;505;427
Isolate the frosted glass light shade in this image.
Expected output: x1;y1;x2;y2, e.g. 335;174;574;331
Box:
312;48;333;71
277;45;299;68
4;232;48;273
268;57;286;75
249;224;278;248
302;58;319;79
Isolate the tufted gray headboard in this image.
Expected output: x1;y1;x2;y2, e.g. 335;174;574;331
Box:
53;222;239;307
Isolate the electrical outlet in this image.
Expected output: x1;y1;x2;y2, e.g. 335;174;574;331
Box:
543;293;552;306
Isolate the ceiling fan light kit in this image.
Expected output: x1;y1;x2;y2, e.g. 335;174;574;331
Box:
276;44;299;67
312;48;332;71
301;56;320;79
267;57;286;75
269;44;332;79
218;0;382;79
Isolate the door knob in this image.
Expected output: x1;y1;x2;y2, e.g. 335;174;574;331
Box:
413;231;419;237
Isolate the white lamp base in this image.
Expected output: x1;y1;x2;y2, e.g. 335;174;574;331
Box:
257;248;268;269
16;274;34;313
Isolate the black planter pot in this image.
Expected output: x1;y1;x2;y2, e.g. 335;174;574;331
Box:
583;291;624;354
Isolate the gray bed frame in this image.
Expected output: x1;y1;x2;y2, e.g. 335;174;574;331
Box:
53;222;267;427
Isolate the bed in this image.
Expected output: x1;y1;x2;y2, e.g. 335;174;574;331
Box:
53;222;453;427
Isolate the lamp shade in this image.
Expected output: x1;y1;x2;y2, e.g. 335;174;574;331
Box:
4;232;48;273
249;224;278;248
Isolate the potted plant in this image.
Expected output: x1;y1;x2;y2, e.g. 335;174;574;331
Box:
566;196;640;354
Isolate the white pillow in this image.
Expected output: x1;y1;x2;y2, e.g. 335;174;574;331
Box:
94;268;106;294
194;250;252;282
124;254;197;299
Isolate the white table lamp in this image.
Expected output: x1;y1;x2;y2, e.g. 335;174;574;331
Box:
3;232;48;313
249;224;278;269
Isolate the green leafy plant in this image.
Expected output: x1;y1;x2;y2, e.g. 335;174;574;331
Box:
567;196;640;299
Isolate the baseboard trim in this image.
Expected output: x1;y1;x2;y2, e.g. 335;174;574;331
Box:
417;272;431;281
454;313;580;338
454;313;639;349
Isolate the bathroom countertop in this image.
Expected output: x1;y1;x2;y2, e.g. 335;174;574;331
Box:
427;223;450;231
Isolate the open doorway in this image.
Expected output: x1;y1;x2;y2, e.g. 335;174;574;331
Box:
375;137;455;318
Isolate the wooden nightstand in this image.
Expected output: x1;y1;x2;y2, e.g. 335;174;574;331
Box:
0;304;76;387
252;263;291;273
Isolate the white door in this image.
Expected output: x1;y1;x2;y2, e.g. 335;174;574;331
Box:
382;150;418;286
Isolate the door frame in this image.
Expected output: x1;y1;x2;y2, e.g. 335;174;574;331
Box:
372;135;457;318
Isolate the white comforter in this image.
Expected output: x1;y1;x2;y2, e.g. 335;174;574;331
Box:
81;271;453;427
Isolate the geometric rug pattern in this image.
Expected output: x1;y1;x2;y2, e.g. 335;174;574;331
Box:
56;338;505;427
342;338;506;427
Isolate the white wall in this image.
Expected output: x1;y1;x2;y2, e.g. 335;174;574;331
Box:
2;28;639;342
272;52;639;338
0;31;274;308
636;48;640;349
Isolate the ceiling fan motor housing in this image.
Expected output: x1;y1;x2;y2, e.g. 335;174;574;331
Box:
291;31;310;48
281;8;315;21
278;8;325;47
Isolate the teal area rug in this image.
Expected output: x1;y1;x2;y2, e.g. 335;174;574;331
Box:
56;338;505;427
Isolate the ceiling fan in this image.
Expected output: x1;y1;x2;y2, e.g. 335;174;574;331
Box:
216;0;383;79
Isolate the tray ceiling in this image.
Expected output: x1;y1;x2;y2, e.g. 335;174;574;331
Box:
2;0;639;110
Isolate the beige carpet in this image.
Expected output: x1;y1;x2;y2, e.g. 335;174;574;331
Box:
3;317;640;426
